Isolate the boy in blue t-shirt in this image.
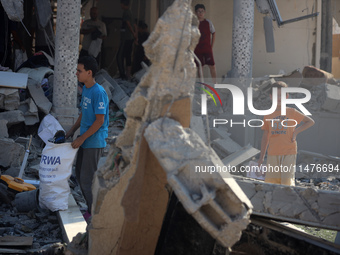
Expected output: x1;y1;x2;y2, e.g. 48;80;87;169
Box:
66;56;109;217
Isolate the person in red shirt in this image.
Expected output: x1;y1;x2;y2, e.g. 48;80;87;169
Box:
194;4;217;84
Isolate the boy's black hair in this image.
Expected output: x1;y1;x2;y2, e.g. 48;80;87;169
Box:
121;0;130;6
195;4;205;11
138;20;148;29
270;81;288;95
78;56;98;77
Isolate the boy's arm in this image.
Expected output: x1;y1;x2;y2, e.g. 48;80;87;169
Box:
211;32;215;48
292;115;314;142
70;114;105;149
258;130;270;166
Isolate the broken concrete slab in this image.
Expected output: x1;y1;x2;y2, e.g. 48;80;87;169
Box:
211;137;243;159
17;67;54;85
300;66;334;89
235;176;340;231
0;88;20;111
0;71;28;89
90;0;200;253
18;98;39;126
190;115;207;144
321;84;340;113
210;127;230;141
0;138;25;168
145;118;252;247
0;120;8;138
27;78;52;115
221;144;260;168
276;69;303;88
0;110;25;127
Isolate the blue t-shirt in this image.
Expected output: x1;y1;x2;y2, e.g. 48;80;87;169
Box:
80;83;109;148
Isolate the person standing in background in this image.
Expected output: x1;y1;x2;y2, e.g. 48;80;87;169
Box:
80;7;107;65
117;0;137;80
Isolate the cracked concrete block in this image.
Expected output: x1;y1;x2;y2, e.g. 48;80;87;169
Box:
17;67;54;84
211;137;242;159
0;110;25;127
0;120;8;138
190;115;207;144
0;88;19;110
0;138;25;168
321;84;340;113
27;78;52;114
301;66;333;89
18;98;39;126
144;118;252;248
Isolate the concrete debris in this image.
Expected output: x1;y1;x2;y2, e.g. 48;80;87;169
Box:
235;177;340;231
144;117;252;247
17;67;54;85
0;71;28;89
89;0;202;254
190;115;207;143
18;98;40;126
0;88;20;110
321;84;340;113
251;66;340;114
0;110;25;127
0;119;8;138
221;144;260;167
27;78;52;115
0;138;25;168
210;127;230;141
300;65;334;89
211;137;243;159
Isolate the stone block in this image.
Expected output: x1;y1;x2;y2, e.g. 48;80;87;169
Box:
301;66;334;89
211;137;242;159
321;84;340;113
0;120;8;138
27;78;52;114
0;138;25;168
18;98;39;126
0;88;20;110
0;110;25;127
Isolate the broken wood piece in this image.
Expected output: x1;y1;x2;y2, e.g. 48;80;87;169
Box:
0;248;26;254
0;236;33;247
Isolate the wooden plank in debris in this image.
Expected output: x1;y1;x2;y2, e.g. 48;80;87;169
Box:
0;72;28;89
57;193;87;243
0;248;26;254
0;236;33;246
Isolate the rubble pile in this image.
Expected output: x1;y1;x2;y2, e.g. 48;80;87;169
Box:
0;202;64;253
251;66;340;113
